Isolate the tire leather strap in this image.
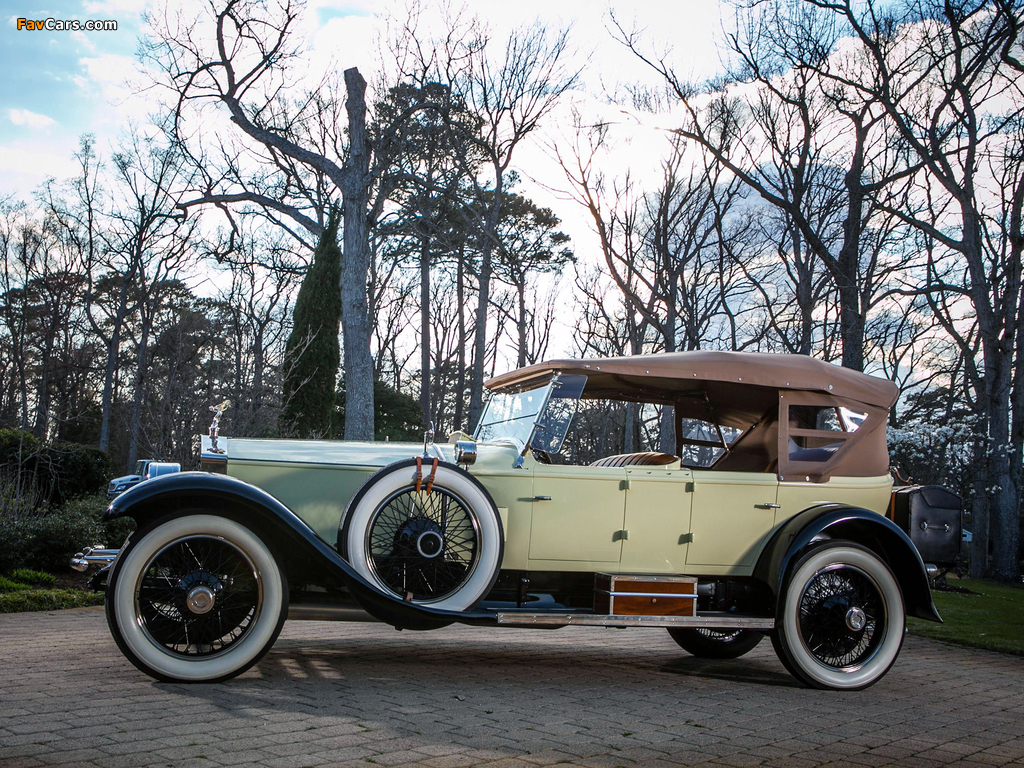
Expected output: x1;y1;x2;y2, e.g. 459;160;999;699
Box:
424;457;439;494
415;456;423;493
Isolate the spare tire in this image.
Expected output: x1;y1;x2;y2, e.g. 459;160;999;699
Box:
338;458;504;611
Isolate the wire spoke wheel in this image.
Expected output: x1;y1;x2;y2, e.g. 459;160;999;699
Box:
667;626;763;659
772;543;905;690
366;486;479;602
135;535;263;657
798;564;882;670
107;514;287;683
341;459;503;612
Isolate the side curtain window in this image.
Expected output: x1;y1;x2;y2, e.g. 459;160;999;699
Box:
778;394;872;482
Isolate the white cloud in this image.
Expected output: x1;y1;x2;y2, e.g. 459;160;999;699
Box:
0;144;75;178
71;30;98;53
82;0;150;15
8;108;57;129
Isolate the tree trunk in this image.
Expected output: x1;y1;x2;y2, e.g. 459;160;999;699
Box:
837;129;867;372
517;280;527;369
98;276;133;453
420;231;431;427
455;247;467;431
983;342;1017;580
467;176;504;431
340;67;375;441
127;318;152;468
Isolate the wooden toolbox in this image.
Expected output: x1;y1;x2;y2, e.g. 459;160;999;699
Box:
593;574;697;617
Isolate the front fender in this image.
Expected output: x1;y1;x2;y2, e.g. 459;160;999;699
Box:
106;472;494;630
753;503;941;623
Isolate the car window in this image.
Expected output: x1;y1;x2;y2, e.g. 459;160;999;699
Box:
787;405;847;462
678;418;743;467
789;405;843;432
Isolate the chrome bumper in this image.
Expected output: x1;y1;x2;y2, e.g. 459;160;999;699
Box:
70;546;119;573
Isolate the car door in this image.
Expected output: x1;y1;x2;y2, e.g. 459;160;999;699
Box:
619;466;694;574
684;470;780;569
528;463;627;564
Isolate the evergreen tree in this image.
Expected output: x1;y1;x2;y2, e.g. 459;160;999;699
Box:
280;209;341;437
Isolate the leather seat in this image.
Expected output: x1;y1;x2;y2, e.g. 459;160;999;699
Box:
590;451;679;468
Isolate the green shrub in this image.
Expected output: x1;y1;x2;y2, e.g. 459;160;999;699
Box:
0;493;133;574
9;568;56;587
48;442;111;503
0;429;111;506
0;589;104;613
0;575;30;591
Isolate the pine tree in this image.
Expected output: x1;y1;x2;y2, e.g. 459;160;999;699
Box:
280;209;342;437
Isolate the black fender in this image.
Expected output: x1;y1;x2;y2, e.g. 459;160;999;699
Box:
752;503;941;623
105;471;495;631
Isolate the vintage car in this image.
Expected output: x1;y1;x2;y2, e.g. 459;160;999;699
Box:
79;351;947;691
106;459;181;498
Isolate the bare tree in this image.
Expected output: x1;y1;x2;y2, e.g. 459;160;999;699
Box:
144;0;390;439
810;0;1024;580
615;1;919;372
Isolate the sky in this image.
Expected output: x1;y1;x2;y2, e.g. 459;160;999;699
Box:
0;0;732;354
1;0;729;195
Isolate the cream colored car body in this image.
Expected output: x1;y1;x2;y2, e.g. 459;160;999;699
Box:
225;436;891;578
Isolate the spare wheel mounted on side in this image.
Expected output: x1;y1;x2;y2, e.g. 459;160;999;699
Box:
338;458;504;612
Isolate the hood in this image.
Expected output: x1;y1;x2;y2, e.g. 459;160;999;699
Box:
224;437;521;472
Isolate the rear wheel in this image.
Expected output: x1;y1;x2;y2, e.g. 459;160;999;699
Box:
772;542;904;690
667;627;764;659
106;514;287;683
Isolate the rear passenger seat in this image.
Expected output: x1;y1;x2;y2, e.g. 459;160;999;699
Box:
590;452;680;468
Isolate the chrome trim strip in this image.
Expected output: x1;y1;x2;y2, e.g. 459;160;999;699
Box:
494;613;775;629
595;591;697;599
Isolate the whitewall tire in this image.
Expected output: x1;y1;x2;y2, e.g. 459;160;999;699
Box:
106;514;287;683
772;542;905;690
339;459;503;612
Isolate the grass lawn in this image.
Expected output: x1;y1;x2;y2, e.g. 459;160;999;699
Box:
908;577;1024;657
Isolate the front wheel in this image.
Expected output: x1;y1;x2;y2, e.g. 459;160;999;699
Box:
106;514;288;683
667;627;764;659
772;542;905;690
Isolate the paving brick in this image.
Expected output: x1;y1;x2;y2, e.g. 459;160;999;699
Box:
3;608;1024;767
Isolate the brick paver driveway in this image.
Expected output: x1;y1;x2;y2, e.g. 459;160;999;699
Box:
2;607;1023;768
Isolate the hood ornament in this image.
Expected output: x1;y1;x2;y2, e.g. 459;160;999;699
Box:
208;400;231;453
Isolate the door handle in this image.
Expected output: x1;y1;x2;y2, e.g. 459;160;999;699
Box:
533;496;552;501
756;503;781;509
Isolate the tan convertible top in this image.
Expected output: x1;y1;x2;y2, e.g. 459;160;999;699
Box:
485;351;898;410
487;353;896;481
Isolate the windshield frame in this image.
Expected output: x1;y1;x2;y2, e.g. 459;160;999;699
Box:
473;374;586;456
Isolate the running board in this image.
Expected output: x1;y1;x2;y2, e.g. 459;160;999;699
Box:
494;613;775;629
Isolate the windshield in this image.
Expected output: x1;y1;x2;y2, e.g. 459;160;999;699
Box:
474;374;586;453
134;460;148;476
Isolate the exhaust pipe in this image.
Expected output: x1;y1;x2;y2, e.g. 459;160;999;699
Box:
70;546;119;573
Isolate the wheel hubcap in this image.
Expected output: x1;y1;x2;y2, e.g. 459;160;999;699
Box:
186;586;216;615
416;530;444;559
845;606;867;631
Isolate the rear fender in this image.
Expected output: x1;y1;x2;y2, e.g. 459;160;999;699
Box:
753;503;941;623
105;471;491;630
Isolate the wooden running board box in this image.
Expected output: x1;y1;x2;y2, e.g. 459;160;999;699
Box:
594;574;697;616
